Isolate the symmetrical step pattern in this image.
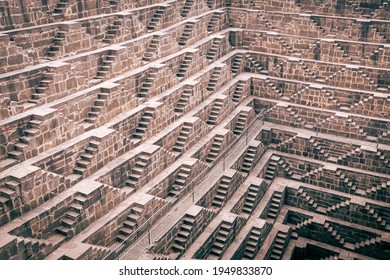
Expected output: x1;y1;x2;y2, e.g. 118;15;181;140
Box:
116;206;142;243
231;81;246;103
231;54;243;75
211;177;231;208
138;72;157;98
56;193;87;237
47;30;66;58
103;17;124;44
95;52;116;79
241;183;261;214
85;91;110;124
73;139;101;176
206;100;223;125
174;88;192;113
233;111;249;135
177;53;194;78
207;67;222;91
143;36;160;62
207;12;221;33
0;181;19;213
269;231;288;260
264;156;280;181
208;221;233;259
240;146;257;173
181;0;194;17
241;227;262;260
124;155;151;189
267;191;283;219
8;118;44;161
205;134;225;163
147;6;166;32
28;73;55;104
132;110;155;139
178;22;195;46
166;167;191;204
206;37;223;60
171;214;196;252
172;123;192;154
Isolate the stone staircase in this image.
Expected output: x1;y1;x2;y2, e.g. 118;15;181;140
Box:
56;193;87;237
47;30;66;58
324;222;346;247
297;188;318;210
95;52;116;79
265;80;284;98
116;206;142;243
171;213;196;252
366;181;390;196
73;139;101;176
132;109;155;139
174;88;192;113
375;151;390;169
231;81;245;103
205;134;224;163
240;146;257;174
241;183;261;214
206;66;222;91
231;54;243;76
181;0;194;17
233;111;248;135
138;72;157;98
326;200;351;214
301;166;323;183
85;90;110;124
208;221;233;259
364;204;388;229
103;17;124;44
286;106;306;127
178;22;195;46
274;135;297;152
264;155;280;181
206;37;222;60
177;53;194;78
206;100;223;125
16;236;53;260
211;177;231;208
28;73;55;104
8;118;44;161
147;6;166;32
275;36;298;56
143;36;160;61
124;154;151;189
0;180;19;213
241;227;261;260
267;191;283;219
269;231;288;260
354;236;382;250
335;170;357;193
52;0;68;20
207;12;221;33
172;123;192;154
289;86;309;101
293;217;314;233
245;54;264;73
166;167;191;204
